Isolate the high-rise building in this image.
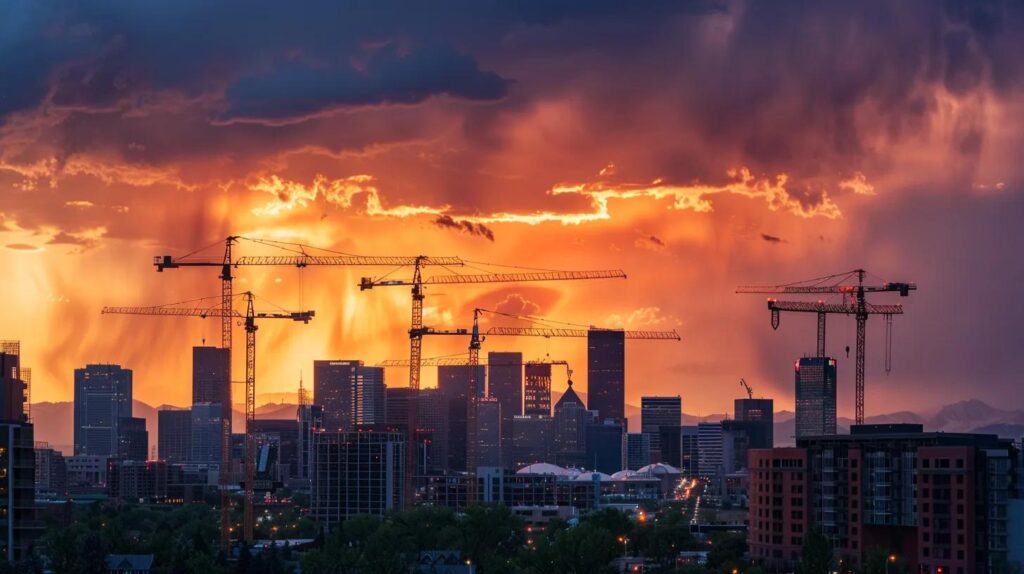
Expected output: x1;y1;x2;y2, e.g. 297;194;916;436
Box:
795;357;837;439
74;364;133;457
749;425;1021;573
385;387;449;476
0;423;38;560
477;397;501;468
488;351;522;467
696;422;723;477
585;419;625;474
297;403;323;481
681;426;699;475
190;403;223;464
511;415;554;469
311;431;405;522
659;426;682;467
192;346;229;407
438;364;485;472
587;330;625;423
157;409;191;463
553;381;591;469
251;419;301;483
0;344;28;422
117;417;148;461
524;362;551;416
641;396;681;462
626;433;651;470
734;397;774;448
721;419;760;474
314;360;385;431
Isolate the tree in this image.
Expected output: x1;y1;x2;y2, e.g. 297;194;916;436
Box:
799;528;833;574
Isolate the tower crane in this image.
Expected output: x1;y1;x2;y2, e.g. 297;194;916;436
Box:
153;236;459;546
102;292;313;544
740;378;753;399
737;269;916;423
359;265;626;506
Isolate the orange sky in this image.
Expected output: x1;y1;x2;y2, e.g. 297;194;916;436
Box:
2;1;1023;416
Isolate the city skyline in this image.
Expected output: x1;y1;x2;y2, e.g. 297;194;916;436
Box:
3;2;1024;420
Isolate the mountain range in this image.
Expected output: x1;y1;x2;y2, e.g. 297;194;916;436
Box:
30;397;1024;455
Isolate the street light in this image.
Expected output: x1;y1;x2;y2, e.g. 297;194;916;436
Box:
618;536;629;557
886;554;897;574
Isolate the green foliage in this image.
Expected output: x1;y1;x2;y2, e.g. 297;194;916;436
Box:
798;528;833;574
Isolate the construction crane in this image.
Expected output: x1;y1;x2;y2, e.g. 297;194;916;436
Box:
740;378;753;399
153;236;460;546
102;292;313;544
736;269;916;423
359;266;627;506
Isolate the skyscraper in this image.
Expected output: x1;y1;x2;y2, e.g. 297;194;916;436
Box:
117;416;148;461
297;403;323;481
626;432;651;470
190;403;223;464
641;396;681;462
0;423;37;561
74;364;133;457
734;397;774;448
697;422;723;477
585;419;625;474
158;409;191;463
476;396;501;468
385;387;449;476
0;343;28;422
310;431;405;522
587;330;625;423
314;360;386;431
192;346;229;407
438;364;485;472
524;362;552;416
553;381;591;468
795;357;837;438
488;351;522;466
680;425;699;475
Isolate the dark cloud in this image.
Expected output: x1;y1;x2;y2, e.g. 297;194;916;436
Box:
648;235;665;247
760;233;785;244
433;215;495;241
4;243;40;251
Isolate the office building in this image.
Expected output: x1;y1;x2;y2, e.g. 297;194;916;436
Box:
477;397;501;468
35;445;67;498
641;396;681;462
250;419;301;484
190;403;223;465
157;409;191;463
524;362;551;416
66;455;107;492
0;344;28;422
297;403;324;481
0;423;38;561
117;417;148;461
74;364;132;457
681;426;699;475
734;397;774;449
314;360;386;431
553;381;591;469
310;431;404;522
192;346;229;408
488;352;523;467
587;330;625;423
658;426;682;467
748;425;1020;573
585;420;625;475
626;433;651;470
107;460;178;502
795;357;837;439
385;387;449;476
721;419;761;474
438;365;485;472
697;422;723;477
511;415;554;469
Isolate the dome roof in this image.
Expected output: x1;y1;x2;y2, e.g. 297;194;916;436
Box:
610;470;637;481
516;463;577;477
636;462;682;476
573;471;613;482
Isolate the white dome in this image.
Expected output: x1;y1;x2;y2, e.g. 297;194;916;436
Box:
574;471;613;482
636;462;682;476
610;470;637;481
516;463;575;477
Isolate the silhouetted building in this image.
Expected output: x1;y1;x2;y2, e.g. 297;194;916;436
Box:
477;397;501;468
251;419;301;484
749;425;1021;573
511;415;554;469
697;422;723;477
311;431;405;522
385;387;449;476
192;346;229;408
524;362;551;416
157;409;191;463
35;445;66;498
658;426;682;467
734;397;774;448
354;366;386;429
585;419;625;474
626;433;651;470
553;381;591;469
107;460;177;502
314;360;385;431
721;419;761;473
795;357;837;439
488;351;522;467
66;455;107;492
297;403;323;481
641;396;681;462
587;330;625;423
0;344;28;422
74;364;132;457
681;426;699;475
0;423;38;560
190;403;223;464
438;365;485;472
117;417;148;461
